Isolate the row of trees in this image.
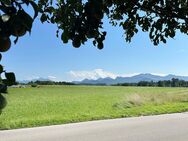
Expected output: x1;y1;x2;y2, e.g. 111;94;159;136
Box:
115;78;188;87
25;78;188;87
27;81;75;86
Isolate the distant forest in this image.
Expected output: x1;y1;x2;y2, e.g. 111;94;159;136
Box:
27;81;75;86
20;78;188;87
115;78;188;87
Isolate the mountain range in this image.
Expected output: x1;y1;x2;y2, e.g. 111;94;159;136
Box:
73;73;188;85
19;77;50;84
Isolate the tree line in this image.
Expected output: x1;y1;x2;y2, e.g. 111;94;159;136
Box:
27;81;75;86
114;78;188;87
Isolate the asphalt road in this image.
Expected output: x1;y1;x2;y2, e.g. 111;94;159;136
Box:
1;113;188;141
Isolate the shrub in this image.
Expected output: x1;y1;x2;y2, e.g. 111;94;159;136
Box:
31;84;38;88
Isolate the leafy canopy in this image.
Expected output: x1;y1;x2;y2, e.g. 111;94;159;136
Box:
37;0;188;48
1;0;188;49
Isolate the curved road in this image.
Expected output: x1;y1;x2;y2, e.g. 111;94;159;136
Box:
1;113;188;141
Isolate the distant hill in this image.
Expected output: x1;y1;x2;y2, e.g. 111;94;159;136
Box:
73;73;188;85
19;77;51;84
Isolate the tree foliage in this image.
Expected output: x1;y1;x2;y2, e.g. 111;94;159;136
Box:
0;0;37;113
1;0;188;111
115;78;188;87
27;80;75;85
38;0;188;47
1;0;188;48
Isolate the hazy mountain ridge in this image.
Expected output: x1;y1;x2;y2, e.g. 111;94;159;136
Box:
74;73;188;85
19;77;51;84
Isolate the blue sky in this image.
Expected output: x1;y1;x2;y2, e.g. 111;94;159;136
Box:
2;17;188;81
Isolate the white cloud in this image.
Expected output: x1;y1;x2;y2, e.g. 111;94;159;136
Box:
66;69;168;81
25;76;40;80
67;69;118;81
150;73;167;76
24;75;57;81
48;76;57;80
120;73;140;77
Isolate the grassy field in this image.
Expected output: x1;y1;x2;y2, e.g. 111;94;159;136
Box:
1;85;188;129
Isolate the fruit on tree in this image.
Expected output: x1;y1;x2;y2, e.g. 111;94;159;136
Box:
11;25;27;37
0;36;11;52
72;35;81;48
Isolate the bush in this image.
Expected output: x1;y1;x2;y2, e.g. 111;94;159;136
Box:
31;84;38;88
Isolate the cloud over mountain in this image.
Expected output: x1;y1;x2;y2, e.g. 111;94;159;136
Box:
66;69;168;81
67;69;118;81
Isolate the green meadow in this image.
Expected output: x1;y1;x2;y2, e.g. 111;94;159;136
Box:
1;85;188;129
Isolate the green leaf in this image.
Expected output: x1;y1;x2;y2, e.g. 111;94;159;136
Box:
21;0;30;5
1;0;11;5
0;54;2;61
40;14;47;23
29;0;39;19
0;65;3;73
5;72;16;85
61;31;69;43
0;94;6;110
169;30;175;38
0;84;7;94
17;10;33;32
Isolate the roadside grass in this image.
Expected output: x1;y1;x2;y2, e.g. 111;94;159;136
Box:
1;86;188;129
113;91;188;108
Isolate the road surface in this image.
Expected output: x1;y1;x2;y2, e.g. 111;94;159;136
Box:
1;113;188;141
